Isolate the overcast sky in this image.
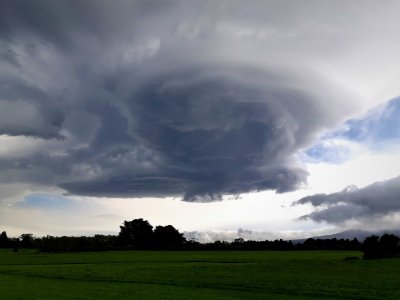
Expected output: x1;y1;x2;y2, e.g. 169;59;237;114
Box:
1;0;400;240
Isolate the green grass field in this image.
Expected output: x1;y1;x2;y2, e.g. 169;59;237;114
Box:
0;249;399;299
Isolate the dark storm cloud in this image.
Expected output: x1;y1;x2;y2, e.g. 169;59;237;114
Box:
0;0;394;201
296;176;400;223
0;76;64;139
59;64;348;200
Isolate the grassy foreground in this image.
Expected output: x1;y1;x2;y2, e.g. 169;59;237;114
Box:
0;250;399;299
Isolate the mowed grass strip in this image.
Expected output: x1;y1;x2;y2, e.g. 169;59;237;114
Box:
0;250;399;299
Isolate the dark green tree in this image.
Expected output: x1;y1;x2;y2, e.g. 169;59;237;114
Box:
363;234;400;259
20;233;34;248
379;234;400;257
153;225;186;249
118;219;153;248
0;231;9;248
363;235;380;259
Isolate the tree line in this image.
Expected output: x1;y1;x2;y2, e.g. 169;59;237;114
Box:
0;219;399;259
0;219;187;252
362;234;400;259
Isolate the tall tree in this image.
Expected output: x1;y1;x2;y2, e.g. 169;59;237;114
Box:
118;219;153;248
363;235;380;259
153;225;186;249
0;231;9;248
20;233;34;248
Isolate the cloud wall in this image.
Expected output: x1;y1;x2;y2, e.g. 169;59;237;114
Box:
1;0;400;201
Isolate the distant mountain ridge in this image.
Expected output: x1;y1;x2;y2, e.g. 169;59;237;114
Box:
314;229;400;241
290;229;400;244
310;229;400;241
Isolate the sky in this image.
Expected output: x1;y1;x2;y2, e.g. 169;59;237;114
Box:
1;0;400;241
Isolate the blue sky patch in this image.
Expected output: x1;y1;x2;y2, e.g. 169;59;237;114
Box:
302;97;400;163
341;97;400;143
17;194;78;210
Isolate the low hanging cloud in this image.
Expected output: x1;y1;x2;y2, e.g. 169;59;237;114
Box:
1;1;400;201
184;228;285;243
296;176;400;223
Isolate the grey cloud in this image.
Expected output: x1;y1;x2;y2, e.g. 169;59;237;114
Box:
61;176;186;199
296;176;400;223
0;49;19;67
0;0;398;201
0;75;65;139
63;64;345;200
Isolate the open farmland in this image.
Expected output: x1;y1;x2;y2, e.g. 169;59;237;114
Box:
0;250;399;299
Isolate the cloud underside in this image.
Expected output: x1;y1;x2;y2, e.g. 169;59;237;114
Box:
0;0;398;201
296;176;400;223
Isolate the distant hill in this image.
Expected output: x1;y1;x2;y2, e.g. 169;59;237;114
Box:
291;229;400;244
